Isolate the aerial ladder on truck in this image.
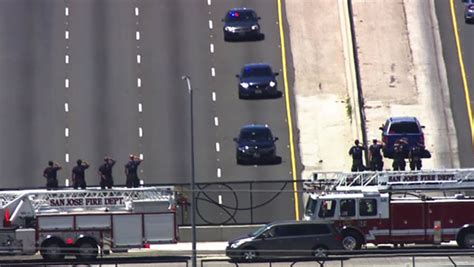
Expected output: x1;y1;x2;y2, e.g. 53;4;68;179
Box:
0;186;183;261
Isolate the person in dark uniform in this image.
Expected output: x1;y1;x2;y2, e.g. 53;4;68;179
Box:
392;140;406;171
368;139;384;171
98;157;116;189
72;159;89;189
125;154;142;188
409;143;424;171
43;161;62;190
348;139;365;172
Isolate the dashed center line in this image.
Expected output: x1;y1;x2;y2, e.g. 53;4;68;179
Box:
208;20;213;29
137;54;141;64
137;78;142;87
214;117;219;126
65;7;69;16
139;127;143;137
65;55;69;64
207;0;211;6
217;168;221;178
215;142;220;152
65;153;69;163
211;67;215;77
210;43;214;53
212;91;216;101
138;103;143;113
65;78;69;88
65;128;69;137
64;103;69;112
136;31;140;40
135;7;139;16
218;195;222;205
65;31;69;40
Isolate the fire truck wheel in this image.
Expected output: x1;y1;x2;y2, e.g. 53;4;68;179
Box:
241;247;258;262
40;239;66;261
342;232;362;250
461;232;474;249
312;246;328;259
75;239;99;260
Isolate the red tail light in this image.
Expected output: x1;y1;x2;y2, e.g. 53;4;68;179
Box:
3;208;11;227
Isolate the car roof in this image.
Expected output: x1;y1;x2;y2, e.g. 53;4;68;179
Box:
243;63;271;69
387;116;419;123
241;124;269;130
266;220;333;227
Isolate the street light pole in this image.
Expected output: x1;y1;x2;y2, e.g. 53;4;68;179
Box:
181;75;197;267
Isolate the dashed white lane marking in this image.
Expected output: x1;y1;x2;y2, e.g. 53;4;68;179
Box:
139;127;143;137
212;91;216;101
65;128;69;137
137;78;142;87
64;103;69;112
65;78;69;88
65;179;69;187
217;168;221;178
65;55;69;64
135;7;139;16
207;0;211;6
215;142;220;152
65;31;69;39
65;153;69;163
210;43;214;53
214;116;219;126
136;31;140;40
139;154;144;160
138;103;143;112
65;7;69;16
211;67;215;77
209;20;213;29
218;195;222;205
137;54;141;64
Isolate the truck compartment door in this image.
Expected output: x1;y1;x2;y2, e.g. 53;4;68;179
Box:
112;214;142;246
144;213;176;243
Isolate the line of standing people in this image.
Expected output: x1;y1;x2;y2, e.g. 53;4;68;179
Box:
43;154;143;190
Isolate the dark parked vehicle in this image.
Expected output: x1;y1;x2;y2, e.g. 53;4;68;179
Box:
465;4;474;23
234;124;278;165
236;63;280;99
222;8;262;41
379;116;425;158
226;221;343;261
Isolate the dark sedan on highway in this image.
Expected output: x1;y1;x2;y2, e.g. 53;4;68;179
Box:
465;4;474;23
222;8;262;41
237;63;281;99
234;124;278;165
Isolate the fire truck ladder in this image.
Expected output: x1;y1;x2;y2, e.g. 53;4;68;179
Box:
0;186;176;213
304;169;474;193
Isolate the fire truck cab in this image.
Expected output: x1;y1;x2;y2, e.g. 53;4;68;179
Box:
303;169;474;250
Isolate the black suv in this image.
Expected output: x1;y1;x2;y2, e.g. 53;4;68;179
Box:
236;63;280;99
222;8;262;41
226;221;343;261
234;124;278;164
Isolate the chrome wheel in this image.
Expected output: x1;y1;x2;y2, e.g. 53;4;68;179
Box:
342;235;358;250
242;249;257;261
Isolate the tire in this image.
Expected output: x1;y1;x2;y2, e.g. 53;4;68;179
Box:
75;239;99;260
41;239;65;261
313;246;328;259
241;248;258;262
342;232;362;250
461;232;474;249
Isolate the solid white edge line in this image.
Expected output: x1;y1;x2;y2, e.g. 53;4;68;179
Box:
209;20;213;29
138;103;143;112
211;67;215;77
212;92;216;101
210;43;214;53
214;117;219;126
217;168;221;178
64;103;69;112
65;128;69;137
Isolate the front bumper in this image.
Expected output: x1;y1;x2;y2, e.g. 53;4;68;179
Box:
224;29;261;40
239;85;278;98
237;149;276;162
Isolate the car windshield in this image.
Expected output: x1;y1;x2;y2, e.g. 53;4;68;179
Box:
388;122;420;134
249;225;269;237
225;10;256;22
240;128;273;141
242;66;273;77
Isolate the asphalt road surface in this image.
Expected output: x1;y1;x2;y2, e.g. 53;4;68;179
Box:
0;0;299;224
435;0;474;167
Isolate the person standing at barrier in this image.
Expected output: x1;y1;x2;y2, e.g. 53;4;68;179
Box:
99;156;116;189
409;143;424;171
43;161;62;189
349;139;365;172
368;139;384;171
72;159;89;189
392;140;406;171
125;154;142;188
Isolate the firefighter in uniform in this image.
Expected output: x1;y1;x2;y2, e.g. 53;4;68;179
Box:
368;139;384;171
392;140;406;171
125;154;142;188
409;143;424;171
99;156;116;189
72;159;90;189
43;161;62;189
348;139;365;172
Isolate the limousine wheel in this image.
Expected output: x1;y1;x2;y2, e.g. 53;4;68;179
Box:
313;246;328;258
242;248;257;261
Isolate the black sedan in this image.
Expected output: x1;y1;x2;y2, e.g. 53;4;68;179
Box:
234;124;279;165
236;63;281;99
222;8;262;41
466;4;474;23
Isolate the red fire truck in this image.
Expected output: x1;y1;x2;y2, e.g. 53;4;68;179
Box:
303;169;474;250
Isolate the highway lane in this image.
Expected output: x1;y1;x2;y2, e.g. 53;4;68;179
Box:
67;0;140;186
0;0;66;188
435;0;474;167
